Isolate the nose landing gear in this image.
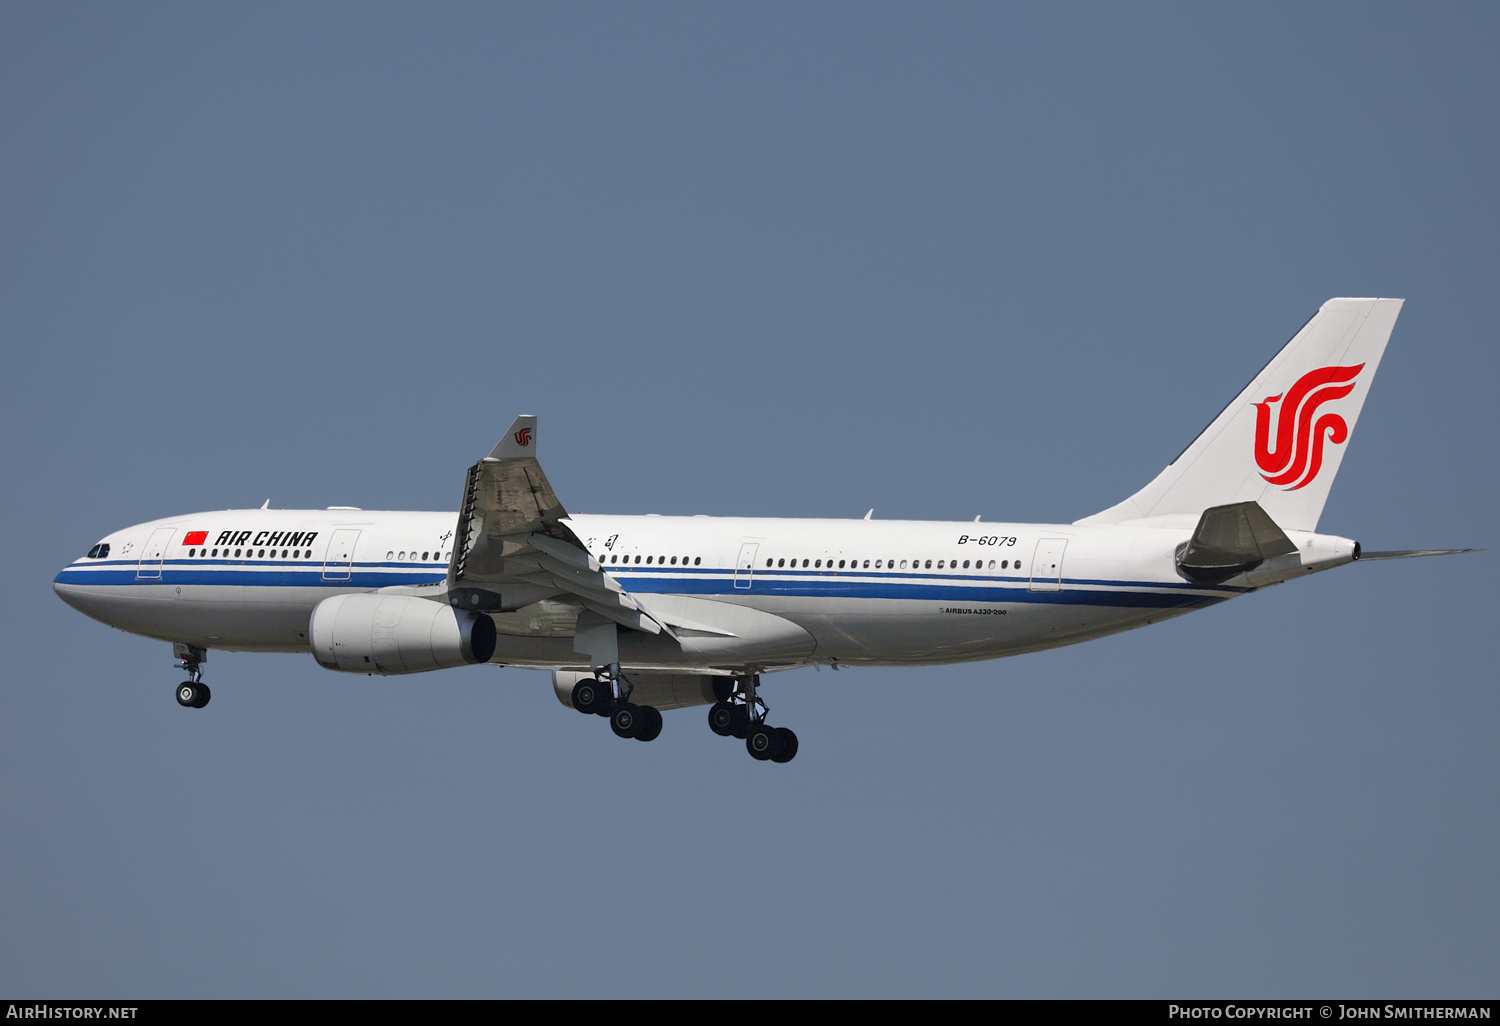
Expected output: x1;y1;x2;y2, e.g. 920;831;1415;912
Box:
173;643;211;709
706;674;798;763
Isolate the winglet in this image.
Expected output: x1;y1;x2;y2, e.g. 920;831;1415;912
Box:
487;416;538;460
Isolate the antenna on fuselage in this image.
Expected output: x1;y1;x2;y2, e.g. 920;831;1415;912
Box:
261;499;270;509
864;509;873;520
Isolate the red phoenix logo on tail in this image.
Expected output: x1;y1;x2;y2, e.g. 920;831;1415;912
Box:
1253;364;1364;490
514;427;533;447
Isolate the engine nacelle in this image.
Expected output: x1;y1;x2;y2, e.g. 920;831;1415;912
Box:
311;593;496;675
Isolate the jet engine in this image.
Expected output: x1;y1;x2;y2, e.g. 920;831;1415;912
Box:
310;593;496;674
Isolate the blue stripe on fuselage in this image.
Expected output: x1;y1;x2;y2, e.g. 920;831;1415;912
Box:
613;573;1218;609
54;560;1229;609
53;561;446;589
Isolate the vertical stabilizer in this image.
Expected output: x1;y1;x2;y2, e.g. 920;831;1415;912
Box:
1076;298;1403;532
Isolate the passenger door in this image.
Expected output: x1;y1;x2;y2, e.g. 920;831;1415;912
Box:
136;528;175;580
1028;538;1068;593
322;528;361;582
733;541;759;590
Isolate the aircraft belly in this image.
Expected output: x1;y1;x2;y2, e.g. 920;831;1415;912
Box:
54;582;329;652
482;588;1222;672
489;595;817;673
762;594;1210;665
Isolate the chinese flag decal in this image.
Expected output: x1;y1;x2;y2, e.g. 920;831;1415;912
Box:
183;531;208;546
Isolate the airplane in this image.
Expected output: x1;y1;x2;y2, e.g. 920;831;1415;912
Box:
53;298;1475;763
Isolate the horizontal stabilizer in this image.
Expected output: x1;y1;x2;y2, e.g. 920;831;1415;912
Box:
1177;501;1297;585
1355;548;1483;561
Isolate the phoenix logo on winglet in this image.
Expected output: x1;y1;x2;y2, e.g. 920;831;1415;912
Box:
1253;364;1364;491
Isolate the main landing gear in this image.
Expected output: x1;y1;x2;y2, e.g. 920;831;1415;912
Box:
707;674;798;763
569;666;662;742
173;643;211;709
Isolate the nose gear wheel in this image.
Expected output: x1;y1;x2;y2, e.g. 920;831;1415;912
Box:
172;644;210;709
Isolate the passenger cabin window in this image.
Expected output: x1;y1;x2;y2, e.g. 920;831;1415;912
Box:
694;557;701;565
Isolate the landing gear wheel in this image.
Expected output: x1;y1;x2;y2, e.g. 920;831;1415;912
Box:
176;682;209;708
730;705;752;739
746;723;782;761
571;679;607;715
771;727;798;763
634;706;663;742
707;701;738;736
611;703;644;739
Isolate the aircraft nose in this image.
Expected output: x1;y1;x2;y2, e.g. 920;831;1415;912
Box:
54;567;87;611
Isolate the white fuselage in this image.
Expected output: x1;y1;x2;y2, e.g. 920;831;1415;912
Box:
52;508;1357;675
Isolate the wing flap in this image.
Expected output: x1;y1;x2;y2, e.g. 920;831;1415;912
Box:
448;417;675;641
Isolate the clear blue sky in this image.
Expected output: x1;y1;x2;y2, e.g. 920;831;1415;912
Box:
2;2;1495;997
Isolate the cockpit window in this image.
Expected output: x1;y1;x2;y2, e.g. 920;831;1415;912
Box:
86;543;110;559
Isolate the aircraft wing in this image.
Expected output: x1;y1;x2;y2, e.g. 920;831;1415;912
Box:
447;417;671;637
